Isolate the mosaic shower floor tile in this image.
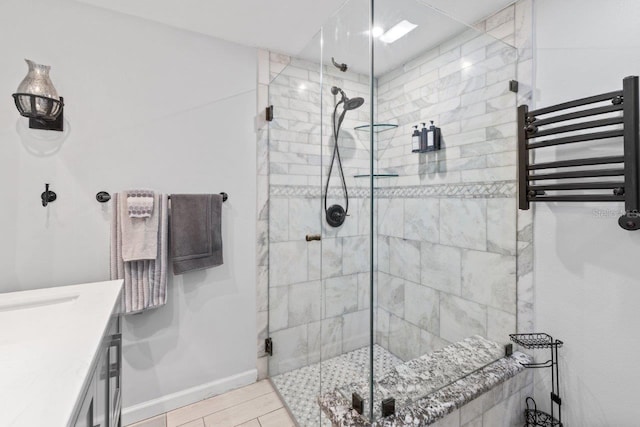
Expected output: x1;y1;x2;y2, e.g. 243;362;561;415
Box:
271;344;402;427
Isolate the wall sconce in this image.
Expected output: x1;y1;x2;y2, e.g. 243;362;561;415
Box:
12;59;64;132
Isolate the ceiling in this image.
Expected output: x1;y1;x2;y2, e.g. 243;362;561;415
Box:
75;0;516;74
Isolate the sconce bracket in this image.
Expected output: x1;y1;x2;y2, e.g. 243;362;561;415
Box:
29;96;64;132
41;189;57;206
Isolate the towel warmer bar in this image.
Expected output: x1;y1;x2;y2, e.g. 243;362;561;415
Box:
518;75;640;230
96;191;228;203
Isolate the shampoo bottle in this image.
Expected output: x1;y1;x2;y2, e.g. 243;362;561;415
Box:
411;125;420;152
420;122;428;152
429;120;441;150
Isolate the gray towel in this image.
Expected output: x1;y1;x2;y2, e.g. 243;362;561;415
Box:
170;194;223;275
111;193;169;313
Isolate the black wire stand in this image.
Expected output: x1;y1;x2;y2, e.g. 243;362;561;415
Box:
510;333;564;427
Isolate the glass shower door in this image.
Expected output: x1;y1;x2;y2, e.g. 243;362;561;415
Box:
267;0;378;424
266;30;326;427
367;0;520;419
318;0;376;422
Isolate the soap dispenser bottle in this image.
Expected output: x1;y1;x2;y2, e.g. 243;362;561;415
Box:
428;120;441;150
420;122;428;152
411;125;420;152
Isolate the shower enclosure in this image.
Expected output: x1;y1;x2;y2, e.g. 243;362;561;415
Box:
266;0;524;424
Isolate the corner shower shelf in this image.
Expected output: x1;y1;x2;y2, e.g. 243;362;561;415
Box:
354;123;398;133
510;333;564;427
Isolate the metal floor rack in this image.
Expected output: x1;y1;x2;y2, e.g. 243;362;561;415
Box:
518;75;640;230
510;333;564;427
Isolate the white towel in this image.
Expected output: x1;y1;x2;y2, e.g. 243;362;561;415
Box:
127;189;154;218
120;191;159;261
111;193;169;314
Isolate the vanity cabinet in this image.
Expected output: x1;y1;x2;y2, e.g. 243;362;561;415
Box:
72;307;122;427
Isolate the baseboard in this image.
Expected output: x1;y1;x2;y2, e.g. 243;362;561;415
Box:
122;369;257;425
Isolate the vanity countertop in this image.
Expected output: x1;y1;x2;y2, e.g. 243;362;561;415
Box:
0;280;123;427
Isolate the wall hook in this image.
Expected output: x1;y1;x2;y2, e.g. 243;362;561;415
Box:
96;191;111;203
41;183;57;207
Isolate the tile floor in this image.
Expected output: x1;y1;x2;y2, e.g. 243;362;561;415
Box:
127;380;295;427
128;345;402;427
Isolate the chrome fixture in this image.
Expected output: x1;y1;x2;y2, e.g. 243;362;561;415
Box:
331;57;348;72
324;86;364;227
12;59;64;131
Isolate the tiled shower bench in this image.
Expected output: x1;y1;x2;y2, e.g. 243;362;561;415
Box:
319;336;533;427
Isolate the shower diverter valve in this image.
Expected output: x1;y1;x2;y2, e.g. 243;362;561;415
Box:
326;204;346;227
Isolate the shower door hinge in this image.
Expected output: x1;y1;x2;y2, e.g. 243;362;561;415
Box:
352;392;364;415
505;343;513;356
381;397;395;417
266;105;274;122
509;80;519;93
265;337;273;356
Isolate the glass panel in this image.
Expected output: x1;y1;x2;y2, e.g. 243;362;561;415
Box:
369;0;519;420
318;0;375;423
267;29;325;426
268;0;377;424
269;0;519;424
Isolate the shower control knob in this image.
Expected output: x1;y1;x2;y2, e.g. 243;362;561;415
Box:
326;204;346;228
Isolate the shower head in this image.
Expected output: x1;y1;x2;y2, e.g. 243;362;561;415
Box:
344;97;364;110
331;86;364;110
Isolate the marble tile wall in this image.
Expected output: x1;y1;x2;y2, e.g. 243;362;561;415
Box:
513;0;535;335
260;1;534;377
256;49;270;380
374;5;528;361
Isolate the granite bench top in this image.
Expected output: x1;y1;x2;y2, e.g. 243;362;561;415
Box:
318;336;532;426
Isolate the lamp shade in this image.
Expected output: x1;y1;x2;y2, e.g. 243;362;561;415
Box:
13;59;62;120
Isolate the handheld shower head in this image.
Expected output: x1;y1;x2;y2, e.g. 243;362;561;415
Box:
331;86;364;111
324;85;365;228
344;97;365;110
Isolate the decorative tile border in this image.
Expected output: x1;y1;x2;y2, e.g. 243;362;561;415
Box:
270;181;516;199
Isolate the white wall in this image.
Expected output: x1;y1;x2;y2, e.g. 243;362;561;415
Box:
0;0;257;423
533;1;640;425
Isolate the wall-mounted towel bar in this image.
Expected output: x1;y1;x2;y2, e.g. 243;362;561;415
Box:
518;75;640;230
96;191;228;203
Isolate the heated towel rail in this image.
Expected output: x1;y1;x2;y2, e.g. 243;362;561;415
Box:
518;75;640;230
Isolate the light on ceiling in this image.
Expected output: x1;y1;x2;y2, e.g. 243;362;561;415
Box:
370;26;384;38
379;20;418;44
